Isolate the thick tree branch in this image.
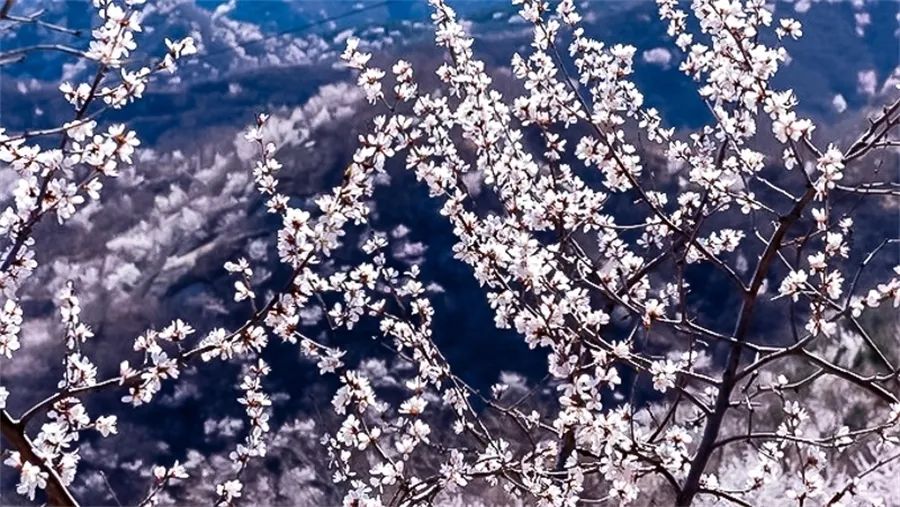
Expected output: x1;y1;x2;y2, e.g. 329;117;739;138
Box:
0;410;78;506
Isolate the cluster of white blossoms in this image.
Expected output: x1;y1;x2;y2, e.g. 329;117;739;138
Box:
316;0;900;505
1;0;898;505
214;359;272;506
0;0;196;300
230;114;484;504
140;461;189;507
0;284;122;501
0;298;23;358
0;0;197;503
4;453;48;501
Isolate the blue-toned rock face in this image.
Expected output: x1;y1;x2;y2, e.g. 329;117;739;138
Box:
1;1;897;504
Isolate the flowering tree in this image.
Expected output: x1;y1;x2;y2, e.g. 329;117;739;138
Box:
1;0;899;506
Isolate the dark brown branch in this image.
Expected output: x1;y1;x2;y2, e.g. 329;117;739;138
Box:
677;186;816;505
1;410;79;506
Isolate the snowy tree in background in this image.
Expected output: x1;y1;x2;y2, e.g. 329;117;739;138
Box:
1;0;899;505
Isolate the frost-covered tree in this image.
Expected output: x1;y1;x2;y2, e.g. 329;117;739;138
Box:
1;0;899;506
